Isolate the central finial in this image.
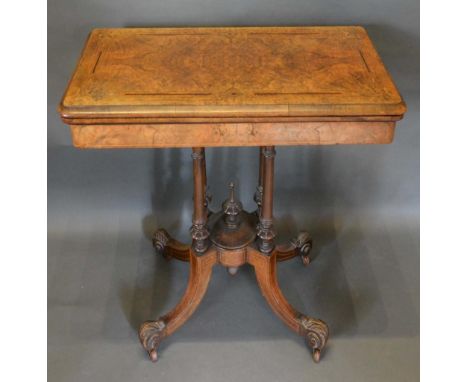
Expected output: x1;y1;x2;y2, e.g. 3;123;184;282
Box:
228;182;235;201
222;182;243;228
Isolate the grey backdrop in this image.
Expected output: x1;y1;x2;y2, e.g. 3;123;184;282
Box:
48;1;419;381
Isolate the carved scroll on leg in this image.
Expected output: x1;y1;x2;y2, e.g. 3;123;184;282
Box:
139;320;167;362
276;231;313;266
139;248;217;361
247;248;329;362
153;229;190;262
297;315;329;362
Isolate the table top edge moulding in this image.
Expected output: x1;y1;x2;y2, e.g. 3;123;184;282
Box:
59;26;406;149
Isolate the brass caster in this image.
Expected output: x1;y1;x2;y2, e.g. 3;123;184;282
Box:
227;267;239;276
149;349;158;362
313;349;321;363
301;254;311;266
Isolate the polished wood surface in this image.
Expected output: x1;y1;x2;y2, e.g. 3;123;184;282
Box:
145;150;328;363
69;121;395;148
60;26;406;148
60;26;405;121
139;247;217;362
191;148;210;253
59;26;406;364
140;243;327;362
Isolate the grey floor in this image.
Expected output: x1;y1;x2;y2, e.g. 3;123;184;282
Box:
48;145;419;382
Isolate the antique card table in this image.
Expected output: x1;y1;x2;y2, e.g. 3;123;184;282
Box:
59;26;406;363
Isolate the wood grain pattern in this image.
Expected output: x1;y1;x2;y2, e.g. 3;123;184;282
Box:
70;121;395;148
62;115;402;125
247;247;329;362
60;27;405;363
142;243;329;362
163;248;217;336
217;247;247;268
139;248;217;361
143;147;336;363
59;26;406;121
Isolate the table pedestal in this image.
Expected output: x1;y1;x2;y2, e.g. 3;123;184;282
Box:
139;146;329;363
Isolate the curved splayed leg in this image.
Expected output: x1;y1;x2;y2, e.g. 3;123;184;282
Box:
139;248;217;361
247;248;329;362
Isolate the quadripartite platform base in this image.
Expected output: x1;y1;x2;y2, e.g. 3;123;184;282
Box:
139;147;329;363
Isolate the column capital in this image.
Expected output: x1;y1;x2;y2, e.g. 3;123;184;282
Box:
262;147;276;158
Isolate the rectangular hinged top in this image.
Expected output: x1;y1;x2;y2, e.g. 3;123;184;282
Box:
59;26;406;122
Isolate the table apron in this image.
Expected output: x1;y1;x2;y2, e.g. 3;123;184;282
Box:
69;121;395;148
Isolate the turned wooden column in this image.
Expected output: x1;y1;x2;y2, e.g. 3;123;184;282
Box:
254;147;265;213
201;148;210;211
190;147;209;253
257;146;276;253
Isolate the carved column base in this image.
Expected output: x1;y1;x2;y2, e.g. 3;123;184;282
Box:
256;218;276;254
190;223;210;254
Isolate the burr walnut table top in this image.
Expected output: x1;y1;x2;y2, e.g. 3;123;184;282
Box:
59;26;406;148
